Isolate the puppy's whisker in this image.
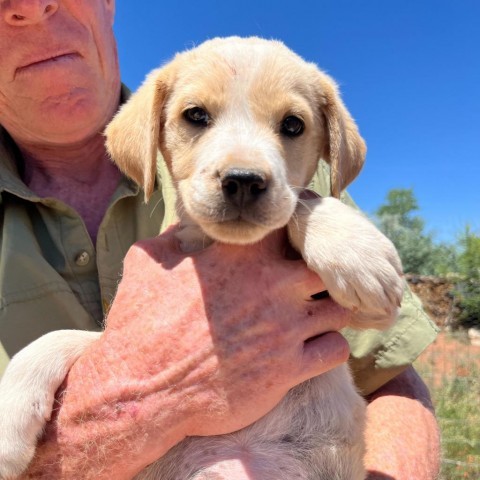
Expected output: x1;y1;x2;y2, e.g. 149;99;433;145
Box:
150;196;164;218
296;198;314;214
176;203;187;217
148;183;180;218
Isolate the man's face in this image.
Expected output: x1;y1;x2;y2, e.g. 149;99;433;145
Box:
0;0;120;146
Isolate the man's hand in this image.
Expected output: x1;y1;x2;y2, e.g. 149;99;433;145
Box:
23;227;352;479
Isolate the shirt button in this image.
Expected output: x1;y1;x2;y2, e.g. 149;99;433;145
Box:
75;251;91;266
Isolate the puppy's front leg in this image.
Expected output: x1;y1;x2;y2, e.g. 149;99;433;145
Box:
0;330;100;479
288;195;404;330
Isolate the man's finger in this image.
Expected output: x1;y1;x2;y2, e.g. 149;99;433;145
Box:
298;298;351;339
300;332;350;382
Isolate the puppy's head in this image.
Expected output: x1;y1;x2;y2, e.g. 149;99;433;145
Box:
106;37;366;244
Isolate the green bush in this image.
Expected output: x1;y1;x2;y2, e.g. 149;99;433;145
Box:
454;227;480;328
375;189;457;275
374;188;480;328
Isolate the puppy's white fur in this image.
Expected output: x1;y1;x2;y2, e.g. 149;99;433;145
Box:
0;37;403;480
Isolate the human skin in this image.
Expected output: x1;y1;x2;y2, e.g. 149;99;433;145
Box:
365;366;441;480
20;227;352;479
0;0;119;145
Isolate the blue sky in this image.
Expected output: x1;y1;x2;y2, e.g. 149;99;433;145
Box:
114;1;479;244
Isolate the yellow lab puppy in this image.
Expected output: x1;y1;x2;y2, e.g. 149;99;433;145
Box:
0;37;403;480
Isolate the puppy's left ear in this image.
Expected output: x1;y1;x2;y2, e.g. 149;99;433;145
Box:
317;73;366;198
105;67;172;201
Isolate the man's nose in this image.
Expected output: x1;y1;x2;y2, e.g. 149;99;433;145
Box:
3;0;58;26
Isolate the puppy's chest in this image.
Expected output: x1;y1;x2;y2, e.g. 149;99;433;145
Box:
138;366;366;480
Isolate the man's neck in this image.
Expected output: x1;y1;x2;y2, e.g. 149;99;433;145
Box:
19;133;123;244
20;134;112;184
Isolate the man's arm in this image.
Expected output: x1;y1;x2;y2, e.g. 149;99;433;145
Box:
20;228;352;479
365;366;440;480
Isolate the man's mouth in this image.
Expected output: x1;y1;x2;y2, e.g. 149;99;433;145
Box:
16;52;79;77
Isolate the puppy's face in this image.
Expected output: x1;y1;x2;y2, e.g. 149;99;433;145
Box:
106;37;366;244
161;41;328;243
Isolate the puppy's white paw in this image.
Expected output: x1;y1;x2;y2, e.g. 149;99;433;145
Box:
0;444;36;480
176;221;213;253
0;405;49;479
0;330;100;479
288;196;404;330
0;369;55;479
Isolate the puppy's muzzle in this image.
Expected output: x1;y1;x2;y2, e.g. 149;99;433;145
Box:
221;168;268;208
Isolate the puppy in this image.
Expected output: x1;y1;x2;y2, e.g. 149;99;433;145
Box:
0;37;403;480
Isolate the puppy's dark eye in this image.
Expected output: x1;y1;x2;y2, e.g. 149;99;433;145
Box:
281;115;305;137
183;107;210;126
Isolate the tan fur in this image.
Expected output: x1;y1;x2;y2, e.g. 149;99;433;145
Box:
105;65;173;199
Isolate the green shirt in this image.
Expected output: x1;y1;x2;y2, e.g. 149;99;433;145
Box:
0;120;438;396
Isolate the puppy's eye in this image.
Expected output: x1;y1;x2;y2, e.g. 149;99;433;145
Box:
281;116;305;137
183;107;210;126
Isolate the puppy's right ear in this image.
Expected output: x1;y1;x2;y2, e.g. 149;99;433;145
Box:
105;67;172;201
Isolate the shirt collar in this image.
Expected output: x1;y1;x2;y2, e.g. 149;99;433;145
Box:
0;127;35;199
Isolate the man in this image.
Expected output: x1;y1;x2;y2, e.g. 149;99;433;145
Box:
0;1;440;479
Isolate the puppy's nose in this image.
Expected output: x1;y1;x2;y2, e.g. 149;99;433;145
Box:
221;168;268;207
